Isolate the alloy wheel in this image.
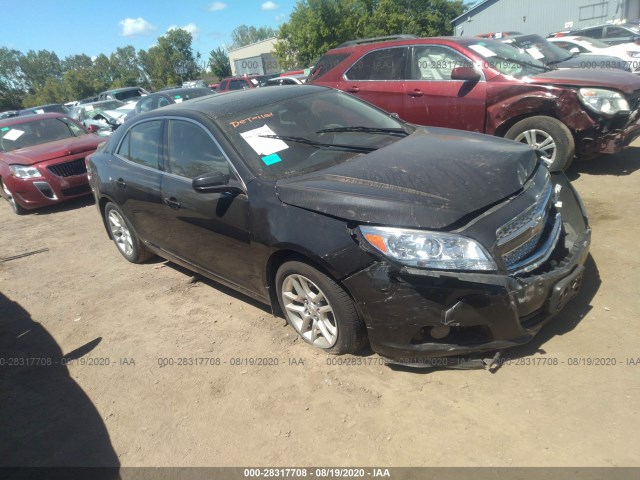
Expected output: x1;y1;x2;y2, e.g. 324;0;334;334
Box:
514;129;556;167
281;274;338;349
107;209;134;257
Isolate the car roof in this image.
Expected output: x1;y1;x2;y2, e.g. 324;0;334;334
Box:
150;87;213;97
0;112;66;127
80;99;125;107
144;84;330;119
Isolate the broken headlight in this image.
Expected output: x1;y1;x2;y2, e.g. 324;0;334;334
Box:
578;88;630;116
358;226;496;271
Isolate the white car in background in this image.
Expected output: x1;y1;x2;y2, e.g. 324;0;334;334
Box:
548;35;640;74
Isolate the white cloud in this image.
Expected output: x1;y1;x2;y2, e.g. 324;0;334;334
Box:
208;1;227;11
262;1;278;10
119;17;156;36
168;23;200;38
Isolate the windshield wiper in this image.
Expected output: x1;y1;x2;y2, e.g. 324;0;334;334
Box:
259;134;377;153
316;126;409;137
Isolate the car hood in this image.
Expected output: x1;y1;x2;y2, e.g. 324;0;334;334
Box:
275;128;537;229
527;68;640;94
0;135;104;166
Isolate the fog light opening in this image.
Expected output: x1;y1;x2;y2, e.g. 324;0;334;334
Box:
430;325;451;339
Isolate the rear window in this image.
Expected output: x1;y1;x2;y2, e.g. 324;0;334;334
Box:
308;53;350;81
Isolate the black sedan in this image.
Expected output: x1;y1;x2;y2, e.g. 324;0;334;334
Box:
123;87;215;123
87;85;590;366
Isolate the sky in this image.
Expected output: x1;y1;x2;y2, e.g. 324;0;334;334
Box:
0;0;297;64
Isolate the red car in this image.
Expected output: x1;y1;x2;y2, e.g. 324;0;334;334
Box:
309;36;640;170
216;76;260;92
0;113;105;214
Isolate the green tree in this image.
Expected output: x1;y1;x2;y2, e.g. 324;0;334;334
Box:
19;49;62;93
23;78;66;107
110;46;145;88
208;47;231;79
230;25;277;50
62;54;93;72
274;0;464;69
0;47;26;109
140;29;200;89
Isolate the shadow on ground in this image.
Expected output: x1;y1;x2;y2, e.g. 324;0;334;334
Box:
0;292;120;476
567;146;640;180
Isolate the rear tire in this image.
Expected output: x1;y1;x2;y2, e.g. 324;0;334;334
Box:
276;260;366;354
505;116;574;172
104;202;153;263
1;179;27;215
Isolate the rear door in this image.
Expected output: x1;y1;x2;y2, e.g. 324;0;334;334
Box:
402;44;486;132
159;118;252;288
111;119;166;242
335;46;407;118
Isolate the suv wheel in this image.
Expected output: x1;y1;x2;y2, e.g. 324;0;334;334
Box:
275;261;366;354
505;116;574;171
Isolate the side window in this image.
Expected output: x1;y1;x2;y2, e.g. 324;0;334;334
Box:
605;27;629;38
345;47;407;81
167;120;229;179
581;27;603;38
139;97;157;113
410;45;471;81
117;120;162;169
157;97;171;108
219;80;229;90
229;79;246;90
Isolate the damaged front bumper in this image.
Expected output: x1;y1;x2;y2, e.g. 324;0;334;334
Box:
577;109;640;155
342;174;591;367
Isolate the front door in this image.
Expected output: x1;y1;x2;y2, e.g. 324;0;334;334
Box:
159;119;252;290
403;45;486;132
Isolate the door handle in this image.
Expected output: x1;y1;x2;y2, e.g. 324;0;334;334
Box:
163;197;181;209
115;178;126;189
408;89;424;97
347;86;360;93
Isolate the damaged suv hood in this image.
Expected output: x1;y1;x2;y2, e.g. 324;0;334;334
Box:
276;128;537;229
528;68;640;95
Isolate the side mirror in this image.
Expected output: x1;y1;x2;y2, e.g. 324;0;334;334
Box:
569;47;580;54
192;171;243;194
451;67;481;82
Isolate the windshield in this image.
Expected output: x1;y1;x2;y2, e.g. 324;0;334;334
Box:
308;53;350;81
0;117;87;152
82;101;124;120
504;34;573;64
460;38;550;77
219;90;412;180
573;36;611;49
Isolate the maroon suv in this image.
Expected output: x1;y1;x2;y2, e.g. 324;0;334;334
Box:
309;36;640;170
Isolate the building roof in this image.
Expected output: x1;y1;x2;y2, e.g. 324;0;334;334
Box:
451;0;493;24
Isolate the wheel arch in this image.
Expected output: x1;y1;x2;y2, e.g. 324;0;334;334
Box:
264;248;356;318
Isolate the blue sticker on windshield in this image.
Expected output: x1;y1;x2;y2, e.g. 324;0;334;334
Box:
1;127;9;131
262;153;282;165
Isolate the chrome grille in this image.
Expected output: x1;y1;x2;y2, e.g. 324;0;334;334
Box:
497;177;561;273
47;158;87;177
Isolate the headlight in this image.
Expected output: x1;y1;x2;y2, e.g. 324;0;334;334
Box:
358;226;496;271
578;88;630;115
9;164;42;179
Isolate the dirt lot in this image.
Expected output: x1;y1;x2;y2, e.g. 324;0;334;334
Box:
1;144;639;470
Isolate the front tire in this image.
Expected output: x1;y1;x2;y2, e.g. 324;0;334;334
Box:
104;202;153;263
505;116;574;172
1;179;27;215
275;261;366;354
